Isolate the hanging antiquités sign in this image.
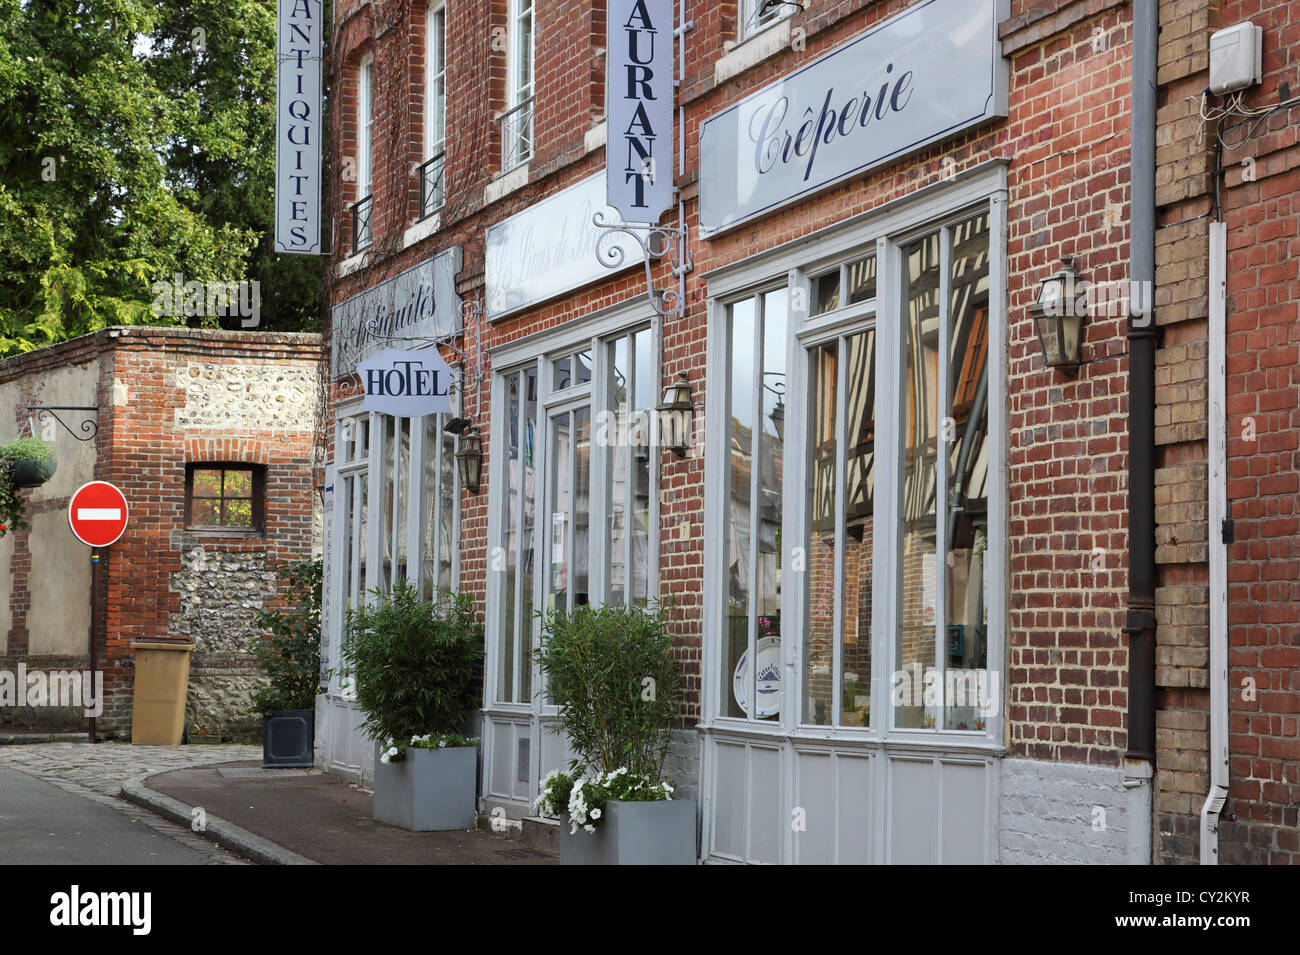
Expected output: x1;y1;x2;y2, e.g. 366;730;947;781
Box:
274;0;323;254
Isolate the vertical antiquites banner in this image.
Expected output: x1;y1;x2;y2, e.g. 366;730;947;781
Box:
275;0;323;254
606;0;675;224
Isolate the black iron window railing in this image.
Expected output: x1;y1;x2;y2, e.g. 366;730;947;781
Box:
351;193;373;251
419;152;445;220
500;97;533;172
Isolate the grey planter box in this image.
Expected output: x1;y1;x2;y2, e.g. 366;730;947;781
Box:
262;709;314;768
372;743;477;831
558;798;697;865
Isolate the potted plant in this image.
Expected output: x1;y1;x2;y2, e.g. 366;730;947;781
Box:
252;559;322;767
533;602;697;865
0;437;56;537
342;583;482;831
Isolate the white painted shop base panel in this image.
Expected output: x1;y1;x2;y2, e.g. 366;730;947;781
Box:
702;731;1000;864
321;697;374;787
479;712;578;817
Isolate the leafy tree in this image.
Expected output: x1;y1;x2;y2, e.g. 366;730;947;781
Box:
0;0;325;358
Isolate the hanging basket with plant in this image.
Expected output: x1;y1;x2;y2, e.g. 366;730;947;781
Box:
0;437;56;538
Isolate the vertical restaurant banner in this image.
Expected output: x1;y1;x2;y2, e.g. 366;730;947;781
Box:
275;0;323;254
698;0;1008;233
606;0;675;224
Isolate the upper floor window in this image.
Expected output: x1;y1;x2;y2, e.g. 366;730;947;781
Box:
741;0;794;40
421;3;447;218
186;464;264;532
502;0;534;171
354;54;375;249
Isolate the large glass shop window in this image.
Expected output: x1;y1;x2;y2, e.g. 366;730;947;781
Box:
723;289;787;720
495;329;656;706
498;368;538;704
607;329;654;607
804;328;876;727
338;409;459;607
896;212;990;731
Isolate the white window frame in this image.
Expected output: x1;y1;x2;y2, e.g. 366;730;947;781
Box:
423;2;447;213
328;397;462;699
740;0;794;41
702;161;1008;752
502;0;534;170
484;300;661;713
357;54;374;197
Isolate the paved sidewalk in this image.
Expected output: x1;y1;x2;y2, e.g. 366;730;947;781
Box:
140;761;557;865
0;742;257;864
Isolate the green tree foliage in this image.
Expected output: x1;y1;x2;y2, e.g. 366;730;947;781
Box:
0;0;324;357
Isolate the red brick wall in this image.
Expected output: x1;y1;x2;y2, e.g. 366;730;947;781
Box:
0;328;323;738
328;0;1139;756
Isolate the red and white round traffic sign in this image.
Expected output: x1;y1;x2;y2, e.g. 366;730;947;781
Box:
68;481;129;548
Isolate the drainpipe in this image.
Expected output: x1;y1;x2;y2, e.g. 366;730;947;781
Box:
1200;221;1229;863
1123;0;1158;864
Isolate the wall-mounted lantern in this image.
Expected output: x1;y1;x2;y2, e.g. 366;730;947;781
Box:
448;419;482;494
1030;256;1086;377
657;372;694;457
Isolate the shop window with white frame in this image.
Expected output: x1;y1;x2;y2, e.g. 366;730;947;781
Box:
502;0;534;171
720;288;788;721
896;210;991;732
333;408;461;695
421;3;446;218
492;325;658;706
710;203;996;737
741;0;794;40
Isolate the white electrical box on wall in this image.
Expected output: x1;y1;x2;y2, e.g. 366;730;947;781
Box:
1209;22;1263;95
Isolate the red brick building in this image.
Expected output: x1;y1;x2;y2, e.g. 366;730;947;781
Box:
320;0;1299;863
0;327;323;740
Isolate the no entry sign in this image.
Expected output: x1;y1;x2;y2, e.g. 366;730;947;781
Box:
68;481;129;548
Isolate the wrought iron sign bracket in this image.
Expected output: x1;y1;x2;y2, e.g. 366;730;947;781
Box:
592;212;693;320
26;406;100;443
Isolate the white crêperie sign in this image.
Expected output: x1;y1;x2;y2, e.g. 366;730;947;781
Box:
605;0;675;224
357;348;457;417
698;0;1008;234
274;0;323;254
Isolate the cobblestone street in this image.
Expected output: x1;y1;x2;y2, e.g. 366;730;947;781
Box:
0;743;260;864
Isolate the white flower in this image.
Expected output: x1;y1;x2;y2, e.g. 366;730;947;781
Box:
584;824;595;832
380;753;390;764
591;808;602;819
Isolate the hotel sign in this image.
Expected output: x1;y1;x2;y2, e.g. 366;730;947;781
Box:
357;348;457;417
698;0;1007;234
606;0;675;223
331;247;461;379
274;0;323;254
485;174;644;320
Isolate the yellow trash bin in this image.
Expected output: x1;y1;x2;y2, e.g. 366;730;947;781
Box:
130;640;195;745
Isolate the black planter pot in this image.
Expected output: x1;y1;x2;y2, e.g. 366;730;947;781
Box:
262;709;315;768
10;457;56;488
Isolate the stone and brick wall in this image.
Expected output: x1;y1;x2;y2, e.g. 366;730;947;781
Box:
0;328;323;740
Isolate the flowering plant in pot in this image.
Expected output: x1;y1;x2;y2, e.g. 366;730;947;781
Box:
342;584;482;831
533;602;696;865
0;437;56;537
252;559;322;767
